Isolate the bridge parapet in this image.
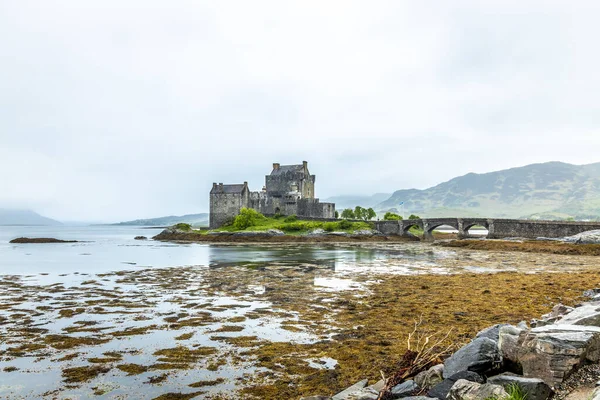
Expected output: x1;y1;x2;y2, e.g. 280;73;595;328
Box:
374;217;600;241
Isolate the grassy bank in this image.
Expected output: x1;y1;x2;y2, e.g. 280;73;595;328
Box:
176;214;375;235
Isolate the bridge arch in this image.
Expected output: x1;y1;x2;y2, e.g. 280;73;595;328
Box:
422;219;460;241
459;218;491;239
401;220;423;236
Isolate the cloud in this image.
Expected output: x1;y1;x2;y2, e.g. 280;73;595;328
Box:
1;1;600;221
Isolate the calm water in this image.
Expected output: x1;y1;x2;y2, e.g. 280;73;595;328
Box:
0;225;450;277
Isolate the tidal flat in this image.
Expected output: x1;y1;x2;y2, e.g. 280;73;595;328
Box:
1;242;600;399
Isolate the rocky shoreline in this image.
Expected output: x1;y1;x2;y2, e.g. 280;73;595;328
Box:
152;226;421;243
304;289;600;400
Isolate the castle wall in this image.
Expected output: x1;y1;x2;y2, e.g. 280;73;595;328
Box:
209;190;249;229
297;199;335;218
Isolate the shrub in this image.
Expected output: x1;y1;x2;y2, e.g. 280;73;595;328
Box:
384;212;402;221
338;219;352;230
233;208;265;230
284;215;298;223
324;222;336;232
408;214;420;220
277;222;307;232
174;223;192;231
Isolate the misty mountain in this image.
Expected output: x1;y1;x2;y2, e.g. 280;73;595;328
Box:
0;209;62;226
324;193;392;210
114;213;209;227
376;162;600;220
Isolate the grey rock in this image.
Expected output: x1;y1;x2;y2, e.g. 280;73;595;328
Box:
415;364;445;390
443;337;501;378
134;235;148;240
517;324;600;387
232;230;284;237
584;289;600;298
592;387;600;400
559;230;600;244
391;380;419;398
541;304;575;322
447;379;508;400
428;371;484;400
556;303;600;326
300;397;331;400
498;325;527;368
475;324;511;342
327;231;350;237
517;321;529;330
307;228;326;236
343;388;379;400
487;373;553;400
367;379;386;393
401;397;439;400
332;379;369;400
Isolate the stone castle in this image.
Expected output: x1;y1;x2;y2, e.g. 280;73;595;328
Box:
209;161;335;228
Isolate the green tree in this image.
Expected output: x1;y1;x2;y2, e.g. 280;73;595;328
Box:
384;212;402;221
335;210;339;219
354;206;366;220
408;214;420;220
233;208;264;230
366;208;376;221
341;209;355;219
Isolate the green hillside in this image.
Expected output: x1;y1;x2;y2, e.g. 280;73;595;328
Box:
376;162;600;220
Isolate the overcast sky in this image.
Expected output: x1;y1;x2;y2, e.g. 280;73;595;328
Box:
2;1;600;222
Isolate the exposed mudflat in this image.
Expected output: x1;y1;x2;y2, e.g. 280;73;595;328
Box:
1;242;600;399
439;238;600;256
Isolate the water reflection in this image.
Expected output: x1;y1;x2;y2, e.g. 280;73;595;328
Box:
206;244;444;273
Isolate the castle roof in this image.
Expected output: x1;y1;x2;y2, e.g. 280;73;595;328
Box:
210;183;247;194
270;164;304;176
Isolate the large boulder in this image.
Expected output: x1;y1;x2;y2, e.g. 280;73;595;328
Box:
415;364;445;390
443;337;501;378
517;325;600;387
498;325;527;372
475;324;511;342
447;379;508;400
428;371;484;400
487;373;553;400
556;303;600;326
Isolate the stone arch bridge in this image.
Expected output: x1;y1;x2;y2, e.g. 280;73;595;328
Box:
373;218;600;241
